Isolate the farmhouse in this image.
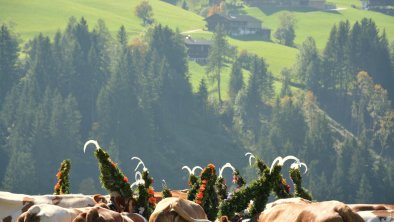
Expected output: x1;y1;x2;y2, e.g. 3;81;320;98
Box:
205;13;271;40
184;35;212;62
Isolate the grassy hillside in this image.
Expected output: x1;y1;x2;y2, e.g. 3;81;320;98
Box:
0;0;205;40
244;1;394;50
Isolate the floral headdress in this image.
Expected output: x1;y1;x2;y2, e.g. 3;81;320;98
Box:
161;179;172;198
84;140;132;199
131;157;155;219
289;161;312;200
196;163;218;221
54;159;71;195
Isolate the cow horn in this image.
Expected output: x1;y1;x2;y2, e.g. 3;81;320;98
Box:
281;155;300;166
83;140;100;153
245;152;256;166
131;156;147;172
130;171;145;189
290;161;308;174
269;156;283;174
182;166;192;175
219;163;236;178
192;166;203;175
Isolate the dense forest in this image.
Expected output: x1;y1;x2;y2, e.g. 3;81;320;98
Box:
0;16;394;203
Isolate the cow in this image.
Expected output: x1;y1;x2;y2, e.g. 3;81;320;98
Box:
348;204;394;222
16;203;93;222
149;197;210;222
154;190;188;203
72;205;147;222
259;199;364;222
0;191;108;222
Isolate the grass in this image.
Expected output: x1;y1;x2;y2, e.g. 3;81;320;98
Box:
244;1;394;50
0;0;205;40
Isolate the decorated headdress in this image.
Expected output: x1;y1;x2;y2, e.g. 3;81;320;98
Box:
131;157;155;219
196;163;219;221
289;160;312;200
182;165;202;201
84;140;132;199
54;159;71;195
161;179;172;198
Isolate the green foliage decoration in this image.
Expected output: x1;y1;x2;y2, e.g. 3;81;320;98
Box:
195;164;219;221
218;157;272;219
216;176;228;202
187;174;200;201
161;180;172;198
134;170;156;219
232;169;246;188
54;159;71;195
289;168;312;201
93;146;133;199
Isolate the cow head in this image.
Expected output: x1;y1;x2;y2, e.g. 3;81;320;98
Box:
110;191;135;213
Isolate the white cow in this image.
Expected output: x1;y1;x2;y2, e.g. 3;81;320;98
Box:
0;191;107;222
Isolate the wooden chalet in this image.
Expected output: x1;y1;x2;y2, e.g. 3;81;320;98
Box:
184;35;212;62
205;13;271;40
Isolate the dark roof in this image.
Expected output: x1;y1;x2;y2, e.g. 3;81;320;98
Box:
227;14;261;23
205;13;261;23
184;36;212;46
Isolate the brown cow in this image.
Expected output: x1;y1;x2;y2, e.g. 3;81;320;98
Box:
259;200;364;222
72;206;144;222
0;191;108;222
154;190;188;203
149;197;210;222
348;204;394;222
16;203;92;222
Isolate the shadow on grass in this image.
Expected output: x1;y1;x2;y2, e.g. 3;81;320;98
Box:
246;5;341;15
229;34;273;42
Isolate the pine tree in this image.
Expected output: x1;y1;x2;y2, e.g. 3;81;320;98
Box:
207;24;228;105
229;59;243;103
0;24;19;105
280;68;292;97
295;37;321;92
355;174;373;203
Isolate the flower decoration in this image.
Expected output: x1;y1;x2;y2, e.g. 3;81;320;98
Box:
53;159;71;195
161;180;172;198
134;169;155;219
289;167;312;201
195;164;218;221
187;174;199;201
232;169;246;189
94;148;133;199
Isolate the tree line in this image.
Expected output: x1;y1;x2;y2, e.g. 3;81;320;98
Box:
0;17;393;203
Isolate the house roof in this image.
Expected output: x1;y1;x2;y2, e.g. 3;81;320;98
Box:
205;13;261;23
227;14;261;23
184;36;212;46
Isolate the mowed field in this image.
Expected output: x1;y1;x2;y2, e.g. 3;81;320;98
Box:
1;0;393;100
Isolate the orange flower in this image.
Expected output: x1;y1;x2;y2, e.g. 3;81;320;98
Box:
202;180;208;184
207;163;215;169
148;197;156;204
148;187;155;195
196;200;202;205
55;182;60;190
197;192;204;199
111;161;117;169
123;176;128;183
199;186;206;192
56;171;62;179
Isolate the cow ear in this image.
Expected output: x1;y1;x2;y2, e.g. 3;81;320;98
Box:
220;216;229;222
93;194;108;204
